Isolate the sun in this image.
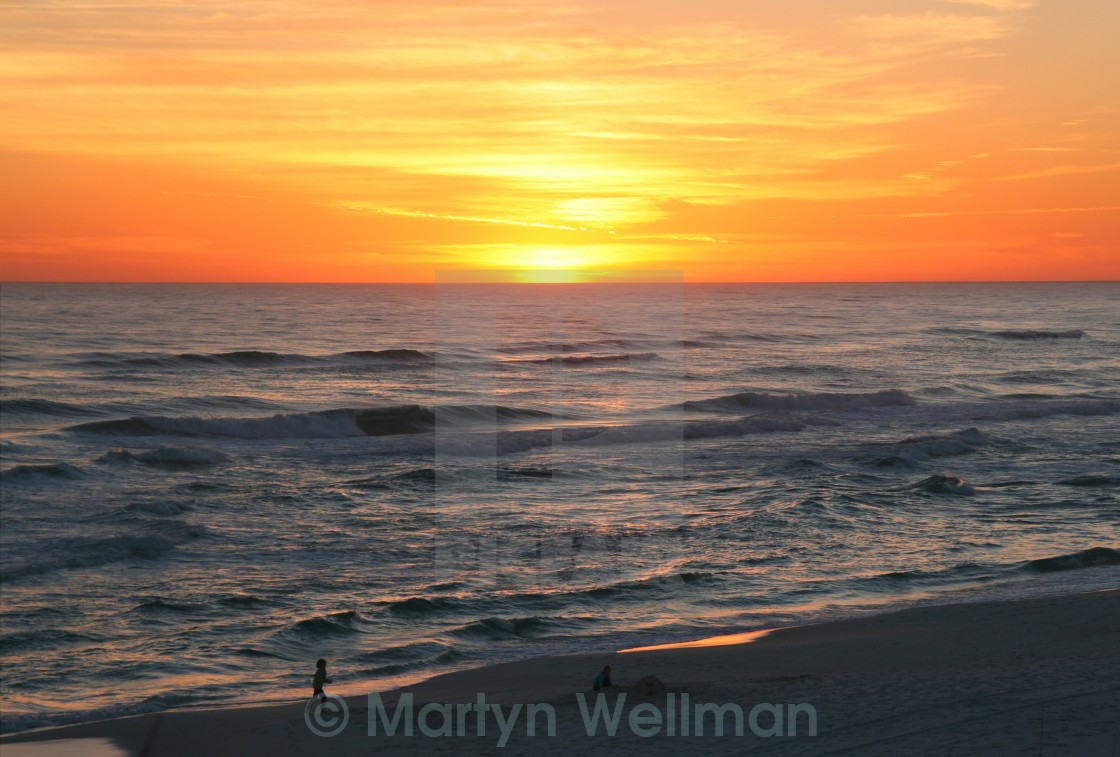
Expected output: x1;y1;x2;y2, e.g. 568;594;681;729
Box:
523;248;597;270
481;246;620;282
436;243;681;283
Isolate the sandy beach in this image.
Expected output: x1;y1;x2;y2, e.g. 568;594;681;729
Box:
4;588;1117;756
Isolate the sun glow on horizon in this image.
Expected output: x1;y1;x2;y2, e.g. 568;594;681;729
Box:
495;246;624;272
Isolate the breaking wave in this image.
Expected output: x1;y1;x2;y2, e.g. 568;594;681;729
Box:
1023;547;1120;572
908;473;976;496
67;405;553;439
868;428;991;468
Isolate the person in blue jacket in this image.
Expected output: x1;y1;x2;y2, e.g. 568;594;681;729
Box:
592;665;612;692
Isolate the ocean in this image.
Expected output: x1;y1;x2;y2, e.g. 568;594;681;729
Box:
1;282;1117;733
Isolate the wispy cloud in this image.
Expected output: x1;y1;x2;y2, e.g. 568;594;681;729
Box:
859;206;1120;218
941;0;1035;11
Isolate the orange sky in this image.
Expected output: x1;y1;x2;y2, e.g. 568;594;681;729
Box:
1;0;1117;282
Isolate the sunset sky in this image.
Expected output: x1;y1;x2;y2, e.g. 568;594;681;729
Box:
1;0;1117;282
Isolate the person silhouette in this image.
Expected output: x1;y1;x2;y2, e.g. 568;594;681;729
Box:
312;658;333;702
592;665;612;692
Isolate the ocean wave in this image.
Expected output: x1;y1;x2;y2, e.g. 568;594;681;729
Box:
437;412;840;456
0;462;84;481
866;562;992;584
516;352;661;366
972;398;1120;422
98;446;231;466
54;400;1022;456
990;329;1086;340
991;368;1088;385
0;692;205;735
382;574;712;625
931;327;1086;340
389;467;439;484
908;473;975;496
498;338;637;354
180;350;293;365
501;338;715;353
696;330;786;343
0;398;108;417
0;698;168;734
76;350;296;368
353;640;450;667
681;389;915;414
449;616;559;640
0;629;104;654
688;413;839;440
71;348;434;370
161;395;287;412
129;599;203;614
70;411;366;438
572;574;709;600
498;465;554;479
218;594;273;609
135;447;231;465
356;405;552;436
68;404;552;439
287;610;376;637
343;468;441;490
235;647;286;660
868;428;992;468
1022;547;1119;572
341;348;433;362
2;521;207;581
1055;474;1119;487
385;596;464;615
353;641;457;673
125;500;192;516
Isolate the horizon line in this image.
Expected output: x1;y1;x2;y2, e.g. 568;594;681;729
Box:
2;279;1118;285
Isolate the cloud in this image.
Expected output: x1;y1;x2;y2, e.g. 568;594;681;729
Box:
941;0;1035;11
995;164;1120;181
854;12;1012;46
858;206;1120;218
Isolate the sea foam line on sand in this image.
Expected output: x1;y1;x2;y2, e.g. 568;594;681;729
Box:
2;589;1118;756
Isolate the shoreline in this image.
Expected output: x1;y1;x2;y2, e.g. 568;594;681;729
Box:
3;587;1117;756
6;562;1113;736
